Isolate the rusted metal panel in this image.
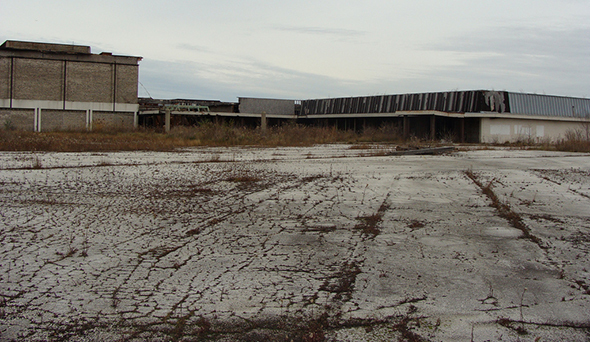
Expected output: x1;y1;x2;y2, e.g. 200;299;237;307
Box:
301;90;509;116
301;90;590;119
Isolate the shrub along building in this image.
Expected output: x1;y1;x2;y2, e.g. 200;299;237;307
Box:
0;40;142;131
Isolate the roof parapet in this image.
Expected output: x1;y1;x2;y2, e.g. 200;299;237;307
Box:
1;40;91;54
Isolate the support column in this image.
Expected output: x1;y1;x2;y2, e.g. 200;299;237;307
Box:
35;108;42;132
460;118;465;143
165;108;171;133
403;116;410;139
430;115;436;141
261;112;267;134
134;112;138;129
34;109;38;132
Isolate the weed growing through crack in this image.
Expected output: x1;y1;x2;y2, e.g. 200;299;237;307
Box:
80;231;89;257
408;220;425;230
355;195;390;237
465;170;543;247
96;158;112;167
320;261;362;301
223;166;262;186
186;227;202;236
519;287;528;335
355;213;383;237
31;156;42;169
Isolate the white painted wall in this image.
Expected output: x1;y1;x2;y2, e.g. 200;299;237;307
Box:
480;117;588;143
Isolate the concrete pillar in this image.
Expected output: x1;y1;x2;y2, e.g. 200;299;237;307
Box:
430;115;436;140
35;108;42;132
403;116;410;139
134;112;138;129
165;108;171;133
33;109;38;132
261;112;267;134
86;110;91;131
460;118;465;143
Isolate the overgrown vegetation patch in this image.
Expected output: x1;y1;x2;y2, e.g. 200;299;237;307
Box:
354;195;390;237
320;261;362;302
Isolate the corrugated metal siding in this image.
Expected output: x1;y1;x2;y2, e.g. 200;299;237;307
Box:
301;91;590;118
300;90;510;116
507;92;590;118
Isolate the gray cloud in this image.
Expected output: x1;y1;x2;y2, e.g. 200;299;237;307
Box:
273;25;365;37
176;44;213;53
414;25;590;97
138;56;367;102
136;23;590;101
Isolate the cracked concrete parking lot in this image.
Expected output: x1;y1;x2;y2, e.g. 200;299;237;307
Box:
0;146;589;341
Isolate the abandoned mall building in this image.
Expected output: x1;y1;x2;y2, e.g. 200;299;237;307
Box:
1;40;589;143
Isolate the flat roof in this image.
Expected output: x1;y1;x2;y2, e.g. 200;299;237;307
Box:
1;40;91;54
0;40;142;65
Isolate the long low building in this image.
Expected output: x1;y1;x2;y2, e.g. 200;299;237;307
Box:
144;91;589;143
0;40;142;131
299;90;590;143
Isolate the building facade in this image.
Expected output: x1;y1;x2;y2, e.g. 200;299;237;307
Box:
300;91;590;143
0;40;142;131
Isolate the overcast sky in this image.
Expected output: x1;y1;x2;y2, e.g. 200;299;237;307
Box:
2;0;589;102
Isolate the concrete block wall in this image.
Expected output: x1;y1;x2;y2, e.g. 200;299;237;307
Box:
0;41;141;132
0;109;34;130
0;58;11;99
3;59;139;105
13;58;64;101
239;98;295;115
116;64;139;104
93;112;134;130
0;109;135;132
66;62;113;103
41;110;86;131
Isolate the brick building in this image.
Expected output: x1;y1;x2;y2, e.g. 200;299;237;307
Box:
0;40;142;131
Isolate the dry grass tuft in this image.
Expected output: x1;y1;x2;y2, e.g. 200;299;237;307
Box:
0;122;404;152
355;213;383;237
0;129;188;152
355;197;390;237
555;128;590;152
